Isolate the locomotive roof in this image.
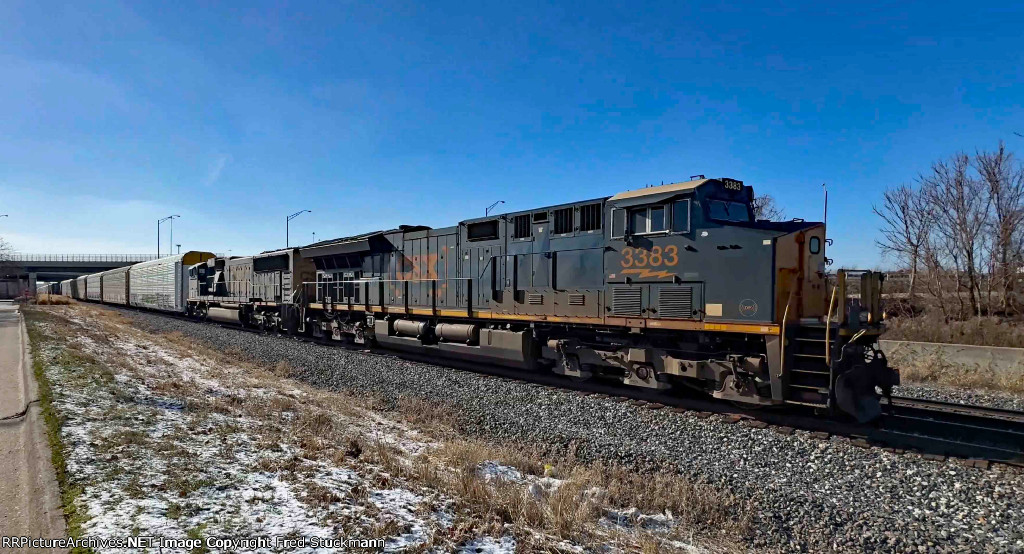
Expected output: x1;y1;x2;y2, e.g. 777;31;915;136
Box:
609;178;712;201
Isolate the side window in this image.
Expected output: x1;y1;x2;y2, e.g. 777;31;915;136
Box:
611;209;625;238
672;199;690;233
809;236;821;254
650;206;665;232
629;208;649;234
627;205;669;234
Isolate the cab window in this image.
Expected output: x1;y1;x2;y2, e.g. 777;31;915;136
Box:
628;206;667;234
672;199;690;232
707;199;752;222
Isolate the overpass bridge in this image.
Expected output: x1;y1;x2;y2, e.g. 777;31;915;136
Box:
0;254;158;299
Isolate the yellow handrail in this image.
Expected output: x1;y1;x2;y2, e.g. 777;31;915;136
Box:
778;278;796;378
825;285;838;366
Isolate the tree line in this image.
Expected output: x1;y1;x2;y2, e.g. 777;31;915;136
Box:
875;142;1024;319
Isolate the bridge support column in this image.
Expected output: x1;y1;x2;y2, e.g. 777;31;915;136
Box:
28;273;37;295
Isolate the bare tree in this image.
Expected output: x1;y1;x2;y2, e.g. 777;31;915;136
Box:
874;184;930;303
752;194;785;221
921;153;990;317
0;237;12;267
974;142;1024;314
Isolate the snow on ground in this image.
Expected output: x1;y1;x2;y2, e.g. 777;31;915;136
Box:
28;306;716;553
32;312;451;553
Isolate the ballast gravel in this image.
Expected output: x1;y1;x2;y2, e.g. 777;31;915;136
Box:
119;308;1024;553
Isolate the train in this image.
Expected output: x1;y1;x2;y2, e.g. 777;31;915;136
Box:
41;177;898;422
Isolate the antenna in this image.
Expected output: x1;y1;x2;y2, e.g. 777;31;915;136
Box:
823;182;828;232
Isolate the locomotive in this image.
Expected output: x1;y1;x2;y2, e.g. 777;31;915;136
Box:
58;177;897;422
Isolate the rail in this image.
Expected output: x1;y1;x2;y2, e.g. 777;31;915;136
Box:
9;253;160;262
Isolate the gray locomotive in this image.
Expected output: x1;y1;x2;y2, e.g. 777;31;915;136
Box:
181;177;896;422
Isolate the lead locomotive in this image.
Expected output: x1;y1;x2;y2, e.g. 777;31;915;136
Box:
183;177;897;421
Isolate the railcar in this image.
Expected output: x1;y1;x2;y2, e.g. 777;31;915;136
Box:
73;276;87;300
86;272;103;302
100;266;130;305
185;177;897;421
129;252;215;312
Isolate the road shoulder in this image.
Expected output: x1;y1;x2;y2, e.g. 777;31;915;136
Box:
0;302;68;551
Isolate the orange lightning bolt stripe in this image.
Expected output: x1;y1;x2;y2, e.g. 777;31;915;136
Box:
620;268;676;279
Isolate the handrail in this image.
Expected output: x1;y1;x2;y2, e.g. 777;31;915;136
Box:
778;275;797;379
825;285;837;366
302;277;474;315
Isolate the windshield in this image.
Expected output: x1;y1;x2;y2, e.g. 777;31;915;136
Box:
707;199;752;222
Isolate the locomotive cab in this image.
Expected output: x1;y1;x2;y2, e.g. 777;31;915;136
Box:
603;178;896;421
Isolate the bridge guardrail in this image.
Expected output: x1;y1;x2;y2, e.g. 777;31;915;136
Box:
9;254;160;263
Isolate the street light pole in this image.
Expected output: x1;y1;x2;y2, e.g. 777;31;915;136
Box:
286;210;311;248
157;215;179;257
176;244;181;254
169;215;179;256
485;200;505;216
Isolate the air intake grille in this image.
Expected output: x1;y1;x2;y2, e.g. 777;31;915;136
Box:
612;287;642;317
568;293;585;306
658;287;693;319
527;293;544;305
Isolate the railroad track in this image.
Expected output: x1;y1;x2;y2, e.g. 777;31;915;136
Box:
879;396;1024;466
78;303;1024;468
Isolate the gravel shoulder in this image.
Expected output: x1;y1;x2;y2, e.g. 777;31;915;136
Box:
96;305;1024;552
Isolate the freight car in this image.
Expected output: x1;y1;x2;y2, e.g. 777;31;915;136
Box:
57;252;214;313
128;252;215;312
184;177;897;421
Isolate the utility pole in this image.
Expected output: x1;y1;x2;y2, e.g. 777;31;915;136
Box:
176;244;181;254
286;210;311;248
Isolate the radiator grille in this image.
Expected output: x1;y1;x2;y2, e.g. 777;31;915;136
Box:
612;287;642;317
527;293;544;305
658;287;694;319
568;293;585;306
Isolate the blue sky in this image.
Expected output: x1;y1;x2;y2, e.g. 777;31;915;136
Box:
0;1;1021;266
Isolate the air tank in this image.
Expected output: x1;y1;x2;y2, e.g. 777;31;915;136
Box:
435;323;478;344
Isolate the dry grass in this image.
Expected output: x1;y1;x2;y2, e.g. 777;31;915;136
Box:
34;295;73;305
407;440;746;549
884;311;1024;348
895;353;1024;394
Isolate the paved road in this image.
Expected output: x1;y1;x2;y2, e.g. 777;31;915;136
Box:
0;301;67;551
